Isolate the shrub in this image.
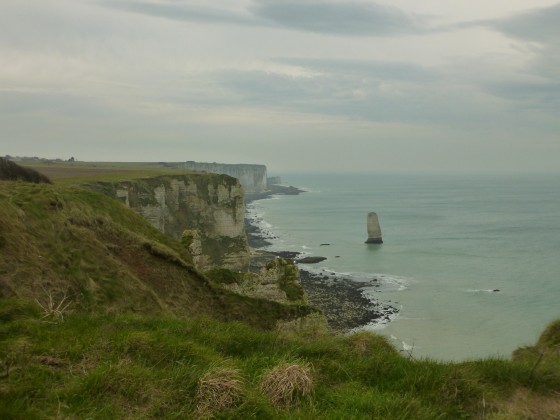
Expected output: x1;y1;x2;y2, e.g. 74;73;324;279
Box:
259;361;314;409
0;158;51;184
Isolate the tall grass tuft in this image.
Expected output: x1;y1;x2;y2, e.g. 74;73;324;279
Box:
259;361;314;409
34;289;72;322
195;367;245;418
346;331;396;357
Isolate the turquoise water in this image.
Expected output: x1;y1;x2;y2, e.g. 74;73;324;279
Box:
249;173;560;361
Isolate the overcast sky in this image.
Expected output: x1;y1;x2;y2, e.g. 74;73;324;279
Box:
1;0;559;173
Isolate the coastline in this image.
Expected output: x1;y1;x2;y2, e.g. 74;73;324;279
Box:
245;185;399;332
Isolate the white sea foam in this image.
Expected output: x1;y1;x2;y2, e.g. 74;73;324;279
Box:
466;289;500;293
402;341;414;352
354;305;401;331
246;203;279;242
296;186;318;193
301;266;410;293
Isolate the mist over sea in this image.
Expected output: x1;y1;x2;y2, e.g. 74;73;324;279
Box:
249;173;560;361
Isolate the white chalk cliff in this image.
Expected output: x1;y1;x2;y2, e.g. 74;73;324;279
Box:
88;174;250;271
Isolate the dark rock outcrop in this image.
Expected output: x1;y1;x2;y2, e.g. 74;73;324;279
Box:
297;256;327;264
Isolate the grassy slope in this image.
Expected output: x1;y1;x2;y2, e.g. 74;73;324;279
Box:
0;181;313;328
1;300;559;419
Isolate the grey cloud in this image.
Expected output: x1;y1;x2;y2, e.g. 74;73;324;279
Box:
475;3;560;110
103;1;258;26
484;81;560;111
102;0;423;36
216;58;443;124
448;3;560;45
489;3;560;42
251;0;422;36
0;91;115;118
218;66;480;125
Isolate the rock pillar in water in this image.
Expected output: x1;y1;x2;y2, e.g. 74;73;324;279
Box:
365;212;383;244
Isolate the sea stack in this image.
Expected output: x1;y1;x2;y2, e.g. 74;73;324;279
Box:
365;212;383;244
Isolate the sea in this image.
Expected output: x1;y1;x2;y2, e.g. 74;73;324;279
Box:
247;173;560;361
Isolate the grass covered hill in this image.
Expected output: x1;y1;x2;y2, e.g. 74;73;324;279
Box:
0;180;313;328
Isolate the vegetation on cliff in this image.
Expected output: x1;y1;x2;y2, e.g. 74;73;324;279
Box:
206;258;308;306
0;157;51;184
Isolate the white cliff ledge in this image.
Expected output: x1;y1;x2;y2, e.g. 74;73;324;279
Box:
182;161;268;193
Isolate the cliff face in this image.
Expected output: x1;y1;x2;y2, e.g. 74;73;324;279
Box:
88;174;250;271
183;161;268;193
267;176;282;185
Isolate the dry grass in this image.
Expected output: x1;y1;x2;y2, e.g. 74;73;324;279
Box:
346;331;397;357
195;367;244;418
349;331;376;356
35;289;72;322
259;361;314;409
489;388;560;419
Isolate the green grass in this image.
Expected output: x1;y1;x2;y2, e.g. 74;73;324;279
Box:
1;299;559;419
205;268;247;285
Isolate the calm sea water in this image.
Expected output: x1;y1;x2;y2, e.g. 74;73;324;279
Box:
249;173;560;361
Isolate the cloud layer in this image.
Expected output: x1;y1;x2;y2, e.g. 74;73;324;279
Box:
1;0;559;173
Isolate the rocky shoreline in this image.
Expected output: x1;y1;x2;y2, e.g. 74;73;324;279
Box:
299;269;399;331
245;186;400;332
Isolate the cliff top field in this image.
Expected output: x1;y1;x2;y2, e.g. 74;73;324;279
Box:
1;162;560;418
17;160;185;184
